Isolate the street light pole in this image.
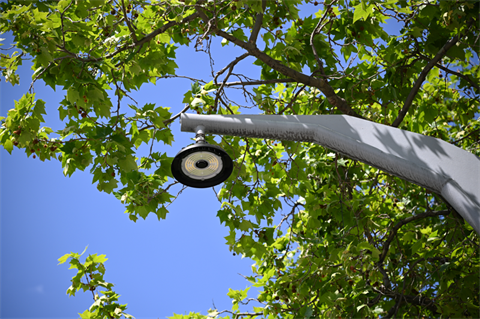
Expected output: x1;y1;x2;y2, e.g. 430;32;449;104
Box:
179;113;480;236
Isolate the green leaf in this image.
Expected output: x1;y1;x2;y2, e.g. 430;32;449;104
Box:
98;178;118;193
411;239;423;255
357;241;380;260
86;253;108;264
67;88;80;104
402;232;415;243
239;220;255;231
90;0;105;7
111;133;131;149
118;155;137;172
157;33;170;43
155;206;168;220
95;126;113;139
136;206;149;219
224;230;236;246
420;226;432;235
447;45;466;61
409;27;423;37
191;82;201;95
4;139;13;154
227;287;250;301
37;47;53;67
129;214;138;222
33;99;46;116
304;306;313;318
89;87;104;101
58;253;72;265
353;3;372;23
78;309;95;319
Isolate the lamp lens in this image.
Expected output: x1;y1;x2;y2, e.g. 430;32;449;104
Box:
181;151;223;180
195;160;209;169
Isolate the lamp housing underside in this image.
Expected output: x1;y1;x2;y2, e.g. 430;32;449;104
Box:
171;142;233;188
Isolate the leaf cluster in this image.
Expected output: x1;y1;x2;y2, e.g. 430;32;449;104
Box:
1;0;479;317
58;247;134;319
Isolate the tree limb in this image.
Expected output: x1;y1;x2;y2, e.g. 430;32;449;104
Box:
126;11;201;51
120;0;138;43
137;103;190;133
392;15;478;127
278;84;305;115
373;209;450;311
309;1;336;76
164;103;191;126
248;0;266;44
452;128;480;145
402;294;439;315
216;309;263;318
406;256;450;277
378;209;449;264
214;52;250;110
195;7;362;118
62;11;200;63
223;78;297;87
418;54;480;91
392;35;460;127
156;74;206;83
384;295;403;319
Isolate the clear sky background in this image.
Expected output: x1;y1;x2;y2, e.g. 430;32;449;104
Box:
0;26;264;319
0;3;406;318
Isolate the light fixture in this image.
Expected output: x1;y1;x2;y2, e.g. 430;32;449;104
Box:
171;125;233;188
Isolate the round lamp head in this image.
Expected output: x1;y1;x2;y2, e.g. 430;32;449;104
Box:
171;142;233;188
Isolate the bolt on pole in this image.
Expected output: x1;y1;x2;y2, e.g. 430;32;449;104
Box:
180;113;480;236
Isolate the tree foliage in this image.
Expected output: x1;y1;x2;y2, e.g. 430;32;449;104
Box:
58;247;134;319
1;0;479;318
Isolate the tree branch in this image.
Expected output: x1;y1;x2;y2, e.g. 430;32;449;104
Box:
223;78;297;87
164;103;191;126
214;53;250;110
418;54;480;91
155;74;206;84
137;103;190;132
216;309;263;318
378;209;449;264
63;11;200;64
248;0;266;44
392;36;460;127
402;294;439;315
120;0;138;43
215;53;250;83
137;12;200;48
452;128;480;145
373;209;450;310
384;295;403;319
278;84;305;115
392;15;478;127
309;1;336;76
195;7;362;118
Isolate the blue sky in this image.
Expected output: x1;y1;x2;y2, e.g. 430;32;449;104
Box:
0;28;265;319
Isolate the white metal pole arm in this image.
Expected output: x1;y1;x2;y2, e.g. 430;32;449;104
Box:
180;114;480;235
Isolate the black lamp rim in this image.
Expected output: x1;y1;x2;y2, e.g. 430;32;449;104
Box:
174;142;228;156
171;142;233;188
